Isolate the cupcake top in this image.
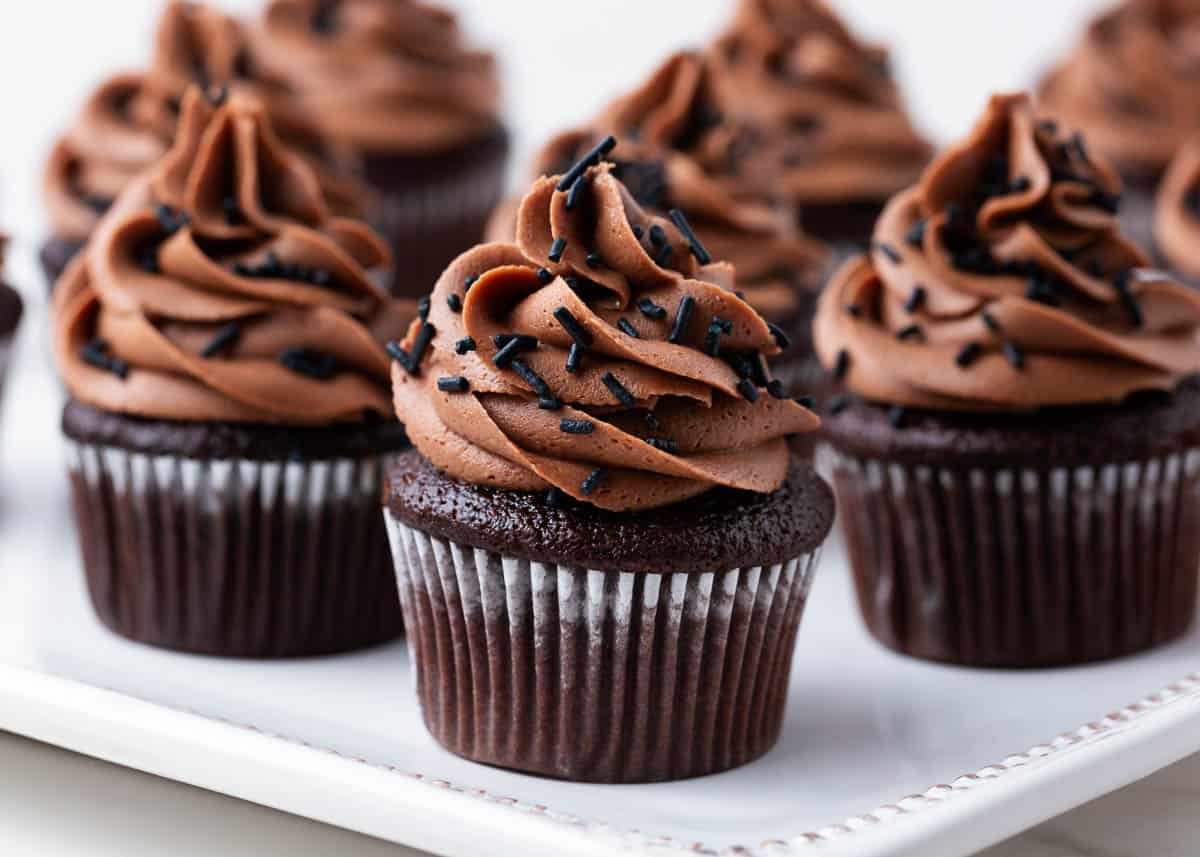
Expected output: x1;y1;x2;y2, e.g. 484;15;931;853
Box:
815;92;1200;412
44;1;357;245
392;147;819;512
705;0;931;207
251;0;502;154
53;88;407;425
1154;134;1200;280
1038;0;1200;179
488;53;830;333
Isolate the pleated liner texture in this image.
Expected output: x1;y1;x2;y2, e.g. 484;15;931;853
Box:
366;133;508;300
386;516;823;783
819;446;1200;668
68;442;403;657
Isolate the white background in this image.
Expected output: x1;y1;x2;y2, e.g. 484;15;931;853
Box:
10;2;1187;857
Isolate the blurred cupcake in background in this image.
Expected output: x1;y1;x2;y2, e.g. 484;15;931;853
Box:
250;0;509;303
705;0;932;249
1038;0;1200;253
386;153;833;782
42;1;360;289
816;93;1200;668
488;52;832;403
53;89;409;657
1156;133;1200;283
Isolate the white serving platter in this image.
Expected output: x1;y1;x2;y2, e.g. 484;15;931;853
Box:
2;315;1199;857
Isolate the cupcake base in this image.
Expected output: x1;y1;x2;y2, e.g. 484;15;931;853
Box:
362;127;509;301
384;450;834;782
40;236;86;292
63;400;410;658
820;385;1200;668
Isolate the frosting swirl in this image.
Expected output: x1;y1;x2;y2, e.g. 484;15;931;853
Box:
250;0;501;154
1156;134;1200;279
393;163;819;512
705;0;931;207
487;53;830;330
44;1;360;244
815;93;1200;411
53;88;406;425
1038;0;1200;178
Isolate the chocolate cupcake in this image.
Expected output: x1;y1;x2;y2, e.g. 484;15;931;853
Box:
815;93;1200;668
42;1;360;289
487;53;832;403
386;154;834;782
1154;133;1200;284
52;88;410;657
250;0;508;303
705;0;932;249
1037;0;1200;253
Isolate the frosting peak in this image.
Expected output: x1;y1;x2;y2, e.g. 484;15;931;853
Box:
705;0;931;206
54;88;406;425
1039;0;1200;176
815;93;1200;411
251;0;502;153
394;162;819;512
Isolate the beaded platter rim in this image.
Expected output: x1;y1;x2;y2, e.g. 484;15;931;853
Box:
25;662;1199;856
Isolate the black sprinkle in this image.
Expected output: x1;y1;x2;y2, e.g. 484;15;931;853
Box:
539;396;563;411
1003;341;1025;369
510;358;555;402
737;379;760;401
750;352;770;387
648;224;668;248
585;253;603;269
455;336;476;354
668;208;713;265
888;405;906;427
617;318;640;338
390;322;435;375
602;372;637;407
565;173;589;210
493;334;537;369
654;243;674;267
553;306;593;348
845;304;863;318
768;322;791;350
632;225;644;240
417;295;431;321
906;220;926;247
537;267;553;285
1009;176;1032;194
796;395;815;409
646;437;680;453
548;236;567;263
200;320;242;358
702;316;733;356
1114;272;1145;328
446;293;462;313
464;274;479;292
668;295;695;344
955;342;982;368
904;286;927;313
832;349;850;380
767;379;788;399
637;297;667;320
566;343;583;373
560;418;596;435
1038;119;1059;135
828;393;853;415
873;242;901;264
981;310;1001;333
437;376;470;393
643;410;661;432
546;487;567;507
155;204;189;236
896;323;923;341
280;347;340;380
1069;131;1090;165
556;135;617;192
580;467;607;496
139;246;160;274
81;338;129;379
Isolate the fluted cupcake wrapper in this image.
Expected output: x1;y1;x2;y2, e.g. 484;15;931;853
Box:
385;516;823;783
367;136;508;300
818;445;1200;667
67;442;403;658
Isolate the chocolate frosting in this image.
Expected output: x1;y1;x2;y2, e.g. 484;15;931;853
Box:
705;0;931;206
44;1;360;244
53;88;407;425
1038;0;1200;177
1155;134;1200;279
394;164;819;512
251;0;501;154
815;93;1200;411
487;53;830;327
